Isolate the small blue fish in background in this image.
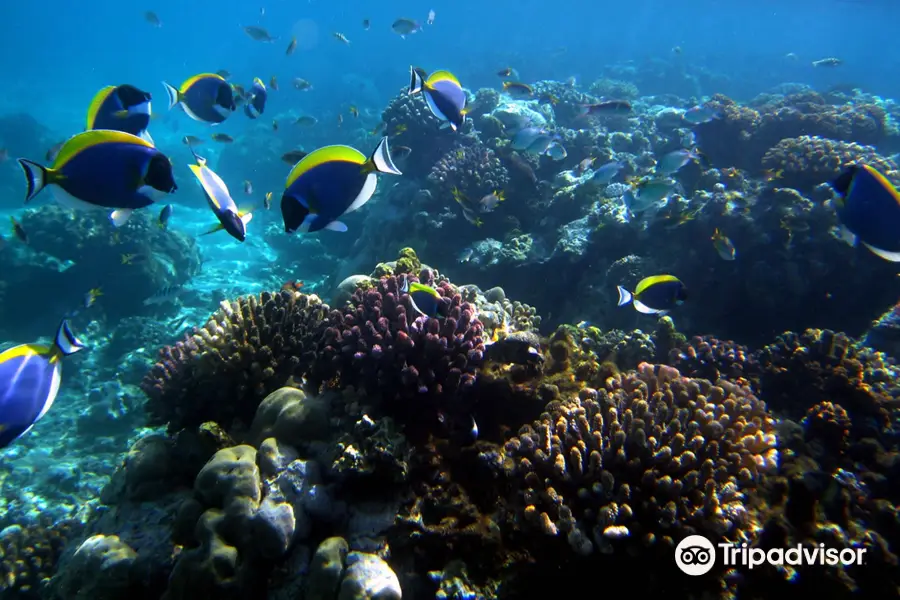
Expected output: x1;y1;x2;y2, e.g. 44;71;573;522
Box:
0;320;85;449
682;105;721;125
400;276;447;318
188;148;252;242
656;148;708;175
158;204;173;230
281;137;402;234
592;160;624;184
162;73;236;124
85;84;154;144
829;164;900;261
617;275;687;316
243;78;267;119
17;130;178;227
408;67;468;131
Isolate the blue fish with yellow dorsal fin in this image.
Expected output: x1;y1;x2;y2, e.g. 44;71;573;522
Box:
244;78;267;119
281;137;402;234
829;164;900;262
400;275;446;318
0;320;85;449
617;275;687;316
188;148;252;242
162;73;236;124
17;129;177;227
85;84;154;144
408;67;468;131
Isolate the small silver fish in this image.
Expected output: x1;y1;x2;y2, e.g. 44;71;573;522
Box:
143;285;184;306
656;149;706;175
592;161;623;183
683;105;721;125
712;228;736;261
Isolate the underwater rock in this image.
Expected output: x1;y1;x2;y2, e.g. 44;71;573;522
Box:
48;535;137;600
338;552;401;600
249;387;331;449
306;536;349;600
334;274;374;308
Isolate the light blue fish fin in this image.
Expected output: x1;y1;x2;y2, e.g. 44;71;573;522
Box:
161;82;181;109
633;300;663;315
408;66;423;94
18;159;49;203
239;211;253;226
616;286;633;307
324;220;347;232
109;209;134;227
863;243;900;262
55;319;86;356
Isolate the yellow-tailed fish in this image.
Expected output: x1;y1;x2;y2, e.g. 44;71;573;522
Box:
244;78;267;119
712;228;736;260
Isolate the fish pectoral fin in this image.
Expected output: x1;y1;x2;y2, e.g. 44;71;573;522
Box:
324;220;348;232
201;223;225;236
837;225;857;247
109;209;134;227
863;243;900;262
239;211;253;225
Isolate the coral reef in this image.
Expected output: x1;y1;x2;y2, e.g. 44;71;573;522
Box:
427;142;509;209
142;291;329;434
503;363;778;555
761;135;899;193
0;519;81;599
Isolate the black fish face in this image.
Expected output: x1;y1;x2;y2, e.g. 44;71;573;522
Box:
281;193;310;233
829;165;859;197
216;83;237;111
147;154;177;193
116;84;152;107
221;211;246;242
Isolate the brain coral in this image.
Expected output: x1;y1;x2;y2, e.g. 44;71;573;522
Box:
504;363;778;555
142;291;329;433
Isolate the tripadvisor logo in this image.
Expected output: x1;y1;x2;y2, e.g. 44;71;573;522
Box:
674;534;867;576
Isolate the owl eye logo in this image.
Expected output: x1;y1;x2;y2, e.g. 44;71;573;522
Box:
675;535;717;576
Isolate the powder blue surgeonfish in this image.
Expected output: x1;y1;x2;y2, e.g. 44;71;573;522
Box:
162;73;236;124
617;275;687;316
17;129;177;227
85;84;154;144
400;275;447;318
244;78;268;119
281;137;402;233
829;164;900;261
408;67;468;131
189;148;252;242
0;320;85;449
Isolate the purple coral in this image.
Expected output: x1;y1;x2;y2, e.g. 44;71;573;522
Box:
312;274;486;407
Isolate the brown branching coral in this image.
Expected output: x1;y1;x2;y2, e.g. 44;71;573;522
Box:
142;291;329;433
0;520;80;599
503;362;778;555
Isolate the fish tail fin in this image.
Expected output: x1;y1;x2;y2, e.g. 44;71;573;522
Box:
54;319;86;357
162;81;182;109
17;159;50;204
368;137;403;176
189;146;207;167
616;286;633;307
408;66;423;95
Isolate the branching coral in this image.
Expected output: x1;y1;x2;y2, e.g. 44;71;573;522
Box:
142;291;329;433
311;271;486;421
503;363;778;555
